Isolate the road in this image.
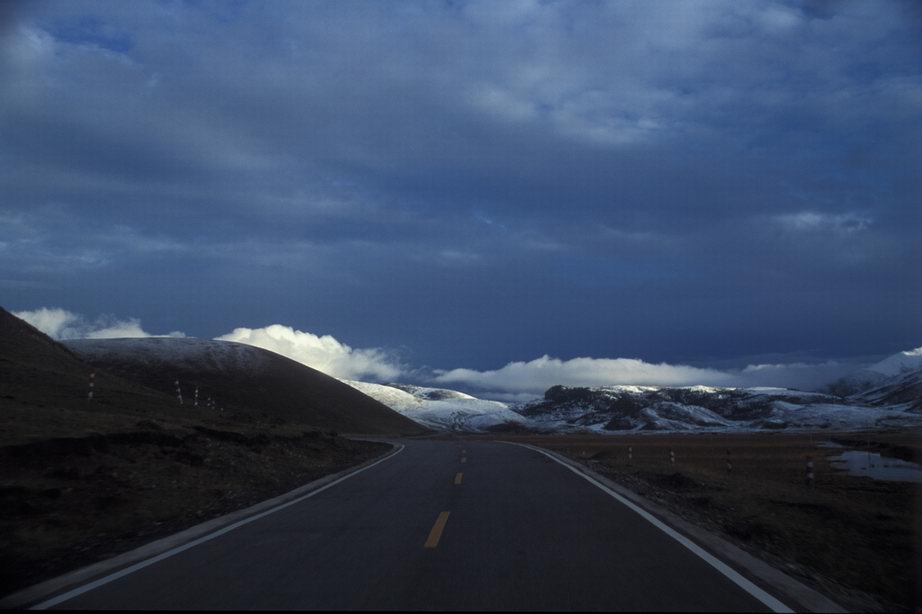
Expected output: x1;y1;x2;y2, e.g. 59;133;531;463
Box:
40;439;785;611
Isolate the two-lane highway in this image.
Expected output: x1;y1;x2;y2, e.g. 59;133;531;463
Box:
39;439;786;610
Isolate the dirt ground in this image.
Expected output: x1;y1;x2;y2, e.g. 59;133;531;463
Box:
0;420;389;597
499;429;922;612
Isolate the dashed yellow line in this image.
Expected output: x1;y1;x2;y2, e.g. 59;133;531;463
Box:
454;472;463;485
424;511;451;549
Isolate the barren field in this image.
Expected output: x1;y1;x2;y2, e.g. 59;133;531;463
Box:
501;429;922;612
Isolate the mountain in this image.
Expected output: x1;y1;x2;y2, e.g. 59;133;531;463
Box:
850;368;922;410
826;346;922;396
0;307;194;442
516;384;922;433
65;338;425;435
342;380;528;432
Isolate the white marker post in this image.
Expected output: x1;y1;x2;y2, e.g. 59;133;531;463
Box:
669;448;675;467
194;386;199;407
805;456;815;488
175;379;183;405
627;446;633;467
87;372;95;401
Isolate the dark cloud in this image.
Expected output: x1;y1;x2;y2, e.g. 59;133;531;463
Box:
2;0;920;374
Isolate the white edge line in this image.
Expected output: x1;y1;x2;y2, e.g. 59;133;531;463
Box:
507;442;793;614
31;444;405;610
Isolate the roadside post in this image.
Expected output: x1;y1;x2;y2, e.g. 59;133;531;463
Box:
194;386;199;407
175;379;183;405
87;372;95;401
726;449;732;475
805;456;815;488
628;446;633;467
669;448;675;467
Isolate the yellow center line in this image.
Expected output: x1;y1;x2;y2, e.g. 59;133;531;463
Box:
424;511;451;549
454;472;463;485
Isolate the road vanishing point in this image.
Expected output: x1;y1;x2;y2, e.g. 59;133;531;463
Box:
32;439;792;611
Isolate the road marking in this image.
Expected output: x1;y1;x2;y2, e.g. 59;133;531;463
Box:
30;445;406;610
424;511;451;548
506;442;793;614
454;472;463;485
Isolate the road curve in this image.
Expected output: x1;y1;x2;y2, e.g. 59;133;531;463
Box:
41;439;782;611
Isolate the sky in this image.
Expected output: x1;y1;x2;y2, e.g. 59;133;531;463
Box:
2;1;921;396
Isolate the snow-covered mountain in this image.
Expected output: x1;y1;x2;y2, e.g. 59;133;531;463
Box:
341;380;528;432
516;384;922;433
866;346;922;376
827;346;922;396
850;367;922;410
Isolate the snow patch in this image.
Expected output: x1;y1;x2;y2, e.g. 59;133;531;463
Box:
342;380;528;432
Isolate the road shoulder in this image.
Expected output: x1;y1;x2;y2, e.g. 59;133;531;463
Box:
504;441;845;614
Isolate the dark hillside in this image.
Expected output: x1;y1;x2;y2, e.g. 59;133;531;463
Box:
0;308;191;443
65;337;424;435
0;307;404;597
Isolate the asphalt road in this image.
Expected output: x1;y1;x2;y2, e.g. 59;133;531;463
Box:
44;439;783;611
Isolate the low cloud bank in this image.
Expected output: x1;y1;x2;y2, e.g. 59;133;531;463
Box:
9;307;880;394
434;355;737;394
434;354;859;394
13;307;185;340
737;361;856;391
215;324;403;382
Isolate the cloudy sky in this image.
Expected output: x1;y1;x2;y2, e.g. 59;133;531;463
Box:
2;1;921;394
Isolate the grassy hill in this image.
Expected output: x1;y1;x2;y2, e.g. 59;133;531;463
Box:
64;337;424;435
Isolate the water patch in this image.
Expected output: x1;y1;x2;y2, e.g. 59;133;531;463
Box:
829;450;922;483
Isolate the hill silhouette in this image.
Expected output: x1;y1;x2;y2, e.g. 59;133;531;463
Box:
64;337;424;435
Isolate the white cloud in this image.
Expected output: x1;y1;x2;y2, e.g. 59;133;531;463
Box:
432;353;860;394
13;307;185;339
775;211;872;234
433;354;737;394
12;307;76;339
215;324;403;381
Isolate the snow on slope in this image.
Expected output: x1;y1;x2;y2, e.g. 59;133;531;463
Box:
66;337;270;372
827;346;922;396
342;380;528;431
766;401;921;430
519;384;922;433
867;347;922;377
851;368;922;410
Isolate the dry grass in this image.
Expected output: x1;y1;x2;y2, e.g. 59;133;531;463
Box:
501;429;922;612
0;419;389;597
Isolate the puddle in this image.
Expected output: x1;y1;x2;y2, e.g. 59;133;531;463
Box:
829;450;922;483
